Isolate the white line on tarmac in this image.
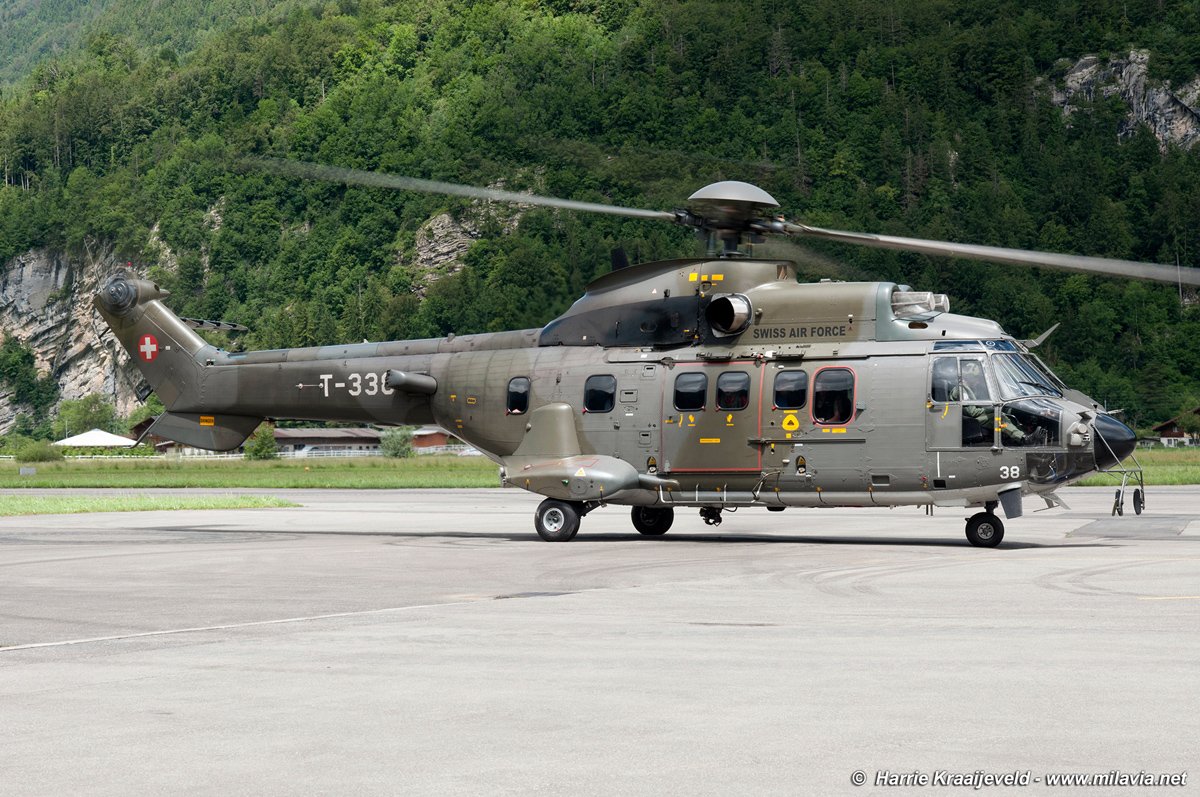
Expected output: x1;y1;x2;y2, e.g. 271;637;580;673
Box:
0;600;481;653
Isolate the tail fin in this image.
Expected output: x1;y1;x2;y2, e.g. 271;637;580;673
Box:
96;273;262;451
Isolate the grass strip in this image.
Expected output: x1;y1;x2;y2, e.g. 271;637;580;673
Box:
0;456;501;489
1071;448;1200;486
0;494;299;516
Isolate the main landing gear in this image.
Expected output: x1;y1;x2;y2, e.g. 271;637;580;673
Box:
965;512;1004;548
631;506;674;536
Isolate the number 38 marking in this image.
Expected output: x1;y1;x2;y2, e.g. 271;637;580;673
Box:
1000;465;1021;479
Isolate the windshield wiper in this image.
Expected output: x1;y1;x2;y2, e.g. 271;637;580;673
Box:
1018;380;1061;397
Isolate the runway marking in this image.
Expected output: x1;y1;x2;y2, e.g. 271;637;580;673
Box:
0;600;481;653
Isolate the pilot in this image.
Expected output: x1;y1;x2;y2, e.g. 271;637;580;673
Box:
950;360;1029;445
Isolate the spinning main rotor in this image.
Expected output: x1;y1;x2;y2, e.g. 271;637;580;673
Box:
254;158;1200;287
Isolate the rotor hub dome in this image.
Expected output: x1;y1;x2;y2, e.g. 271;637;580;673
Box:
687;181;779;227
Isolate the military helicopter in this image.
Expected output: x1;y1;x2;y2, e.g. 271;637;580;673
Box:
97;160;1200;547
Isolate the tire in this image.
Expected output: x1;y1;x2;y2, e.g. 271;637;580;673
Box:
1114;489;1124;517
965;512;1004;548
535;499;581;542
631;506;674;536
1133;489;1143;516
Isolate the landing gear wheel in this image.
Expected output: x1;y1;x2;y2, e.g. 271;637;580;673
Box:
631;506;674;536
1133;489;1143;516
534;499;581;542
1113;489;1124;517
965;512;1004;548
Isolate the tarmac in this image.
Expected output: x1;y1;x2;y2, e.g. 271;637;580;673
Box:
2;486;1199;795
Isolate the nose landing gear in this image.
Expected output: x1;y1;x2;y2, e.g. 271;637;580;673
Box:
965;512;1005;548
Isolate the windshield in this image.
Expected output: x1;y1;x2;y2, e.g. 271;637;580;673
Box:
991;354;1062;399
1029;353;1070;393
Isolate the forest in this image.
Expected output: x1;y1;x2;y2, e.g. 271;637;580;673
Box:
1;0;1200;433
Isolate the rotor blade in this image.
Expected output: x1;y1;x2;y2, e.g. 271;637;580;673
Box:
250;158;676;222
756;239;873;282
775;222;1200;286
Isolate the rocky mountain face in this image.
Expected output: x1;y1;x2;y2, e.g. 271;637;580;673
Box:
1047;49;1200;150
0;243;144;432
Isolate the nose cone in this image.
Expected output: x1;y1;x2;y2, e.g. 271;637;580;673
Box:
1094;414;1136;469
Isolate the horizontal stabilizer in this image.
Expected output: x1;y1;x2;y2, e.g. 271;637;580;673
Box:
147;412;263;451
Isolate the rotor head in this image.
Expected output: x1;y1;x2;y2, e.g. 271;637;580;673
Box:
685;181;779;229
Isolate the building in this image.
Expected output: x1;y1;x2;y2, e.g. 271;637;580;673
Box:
273;427;381;456
412;426;453;449
1152;406;1200;447
52;429;136;448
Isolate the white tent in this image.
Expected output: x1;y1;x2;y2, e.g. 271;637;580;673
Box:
52;428;136;448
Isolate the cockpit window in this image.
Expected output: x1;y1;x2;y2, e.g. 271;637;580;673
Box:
931;357;990;402
991;354;1062;400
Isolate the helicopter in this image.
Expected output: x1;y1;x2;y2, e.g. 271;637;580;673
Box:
96;160;1200;547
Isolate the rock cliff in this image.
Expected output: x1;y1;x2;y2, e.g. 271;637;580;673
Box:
1047;49;1200;150
0;242;145;432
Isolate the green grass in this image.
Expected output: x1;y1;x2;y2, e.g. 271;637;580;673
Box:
0;493;299;516
0;455;501;489
1073;448;1200;486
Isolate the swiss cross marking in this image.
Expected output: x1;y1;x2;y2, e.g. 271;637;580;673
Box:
138;334;159;362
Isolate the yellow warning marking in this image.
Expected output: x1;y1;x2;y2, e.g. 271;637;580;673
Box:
199;416;215;426
466;397;476;405
726;413;734;426
942;404;949;418
832;428;847;433
712;274;724;281
700;438;721;443
687;414;695;427
822;428;830;433
781;414;800;431
688;273;698;282
450;395;456;401
785;433;792;439
575;468;587;476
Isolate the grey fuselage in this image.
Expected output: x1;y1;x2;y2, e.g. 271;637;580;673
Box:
96;258;1126;512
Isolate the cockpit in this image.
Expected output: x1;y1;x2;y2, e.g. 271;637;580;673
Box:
929;342;1065;449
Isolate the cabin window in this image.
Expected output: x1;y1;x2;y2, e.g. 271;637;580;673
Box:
773;370;808;409
673;373;707;411
583;375;617;413
716;372;751;410
507;377;530;414
812;368;855;425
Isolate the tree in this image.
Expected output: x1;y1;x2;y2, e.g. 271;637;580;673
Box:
125;393;166;431
53;394;118;439
380;427;414;458
244;422;280;460
1176;406;1200;446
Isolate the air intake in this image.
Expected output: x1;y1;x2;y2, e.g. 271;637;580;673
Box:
891;291;950;318
705;294;753;336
